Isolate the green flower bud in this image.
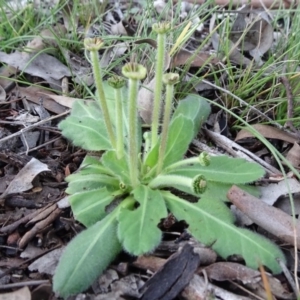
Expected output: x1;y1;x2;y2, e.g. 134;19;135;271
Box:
162;73;179;85
108;75;126;89
84;38;104;51
122;62;147;80
152;22;171;34
192;175;207;194
119;182;127;190
199;151;211;166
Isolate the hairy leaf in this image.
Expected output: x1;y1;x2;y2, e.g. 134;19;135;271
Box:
53;213;122;298
76;156;113;176
163;191;285;273
118;186;167;255
66;173;119;195
101;150;130;185
69;187;122;227
170;181;260;201
166;156;265;184
145;115;194;168
172;94;211;137
59;100;111;151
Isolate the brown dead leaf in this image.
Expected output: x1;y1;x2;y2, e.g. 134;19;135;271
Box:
18;86;68;114
38;92;82;108
28;247;65;275
23;24;66;53
235;124;298;144
170;48;219;68
258;178;300;206
138;77;156;124
0;287;31;300
227;185;300;248
0;158;49;199
0;51;71;90
204;262;261;284
286;142;300;168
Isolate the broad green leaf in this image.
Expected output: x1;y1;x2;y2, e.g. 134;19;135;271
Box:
66;173;119;195
77;156;113;176
145;115;194;168
166;156;265;184
118;185;167;255
163;191;285;273
53;212;122;298
172;94;211;137
101;150;130;185
59;100;112;151
69;187;123;227
168;181;260;201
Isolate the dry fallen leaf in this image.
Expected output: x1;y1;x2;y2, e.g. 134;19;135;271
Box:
0;287;31;300
0;158;49;199
227;185;300;249
286;142;300;167
28;247;65;275
38;92;82;108
0;51;71;90
235;124;298;144
23;24;66;53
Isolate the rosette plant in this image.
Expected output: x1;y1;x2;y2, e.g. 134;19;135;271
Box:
53;23;285;298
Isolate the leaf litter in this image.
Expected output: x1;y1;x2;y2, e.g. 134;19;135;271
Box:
0;0;300;299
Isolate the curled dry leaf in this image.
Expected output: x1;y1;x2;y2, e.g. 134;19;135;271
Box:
286;142;300;167
0;158;49;199
18;86;68;114
259;178;300;206
227;185;300;249
0;85;6;102
0;287;31;300
229;6;273;62
23;24;66;53
0;51;71;90
38;92;82;109
235;124;299;144
204;262;261;284
138;77;156;124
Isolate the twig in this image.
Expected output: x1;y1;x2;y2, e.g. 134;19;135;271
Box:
0;280;49;289
280;76;297;132
0;110;70;146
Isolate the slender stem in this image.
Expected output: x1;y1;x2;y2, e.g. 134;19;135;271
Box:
114;88;124;159
156;83;174;174
128;78;140;187
149;174;192;190
89;50;116;149
164;157;200;171
151;32;166;148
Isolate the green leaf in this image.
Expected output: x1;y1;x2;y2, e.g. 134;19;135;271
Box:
69;187;123;227
170;181;260;202
77;156;113;176
118;185;167;255
172;94;211;137
166;156;265;184
163;191;285;273
59;100;111;151
101;150;130;185
66;172;119;195
53;212;122;298
145;115;194;168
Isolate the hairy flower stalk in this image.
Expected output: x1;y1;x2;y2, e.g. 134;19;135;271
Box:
122;63;147;187
84;38;116;149
108;76;126;159
156;73;179;175
151;22;171;149
149;174;207;195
